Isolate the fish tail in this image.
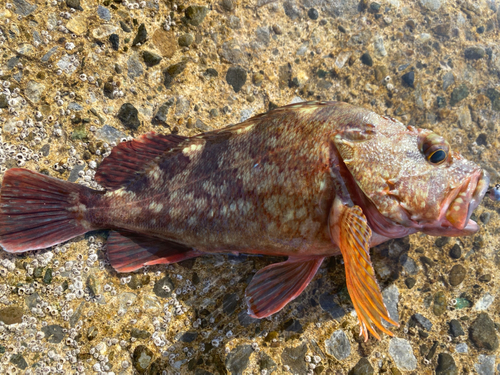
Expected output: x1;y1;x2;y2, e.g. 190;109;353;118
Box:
0;168;99;253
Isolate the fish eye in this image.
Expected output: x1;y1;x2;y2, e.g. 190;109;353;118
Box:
428;149;447;164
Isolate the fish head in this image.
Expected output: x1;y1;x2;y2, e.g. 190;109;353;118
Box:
334;113;490;237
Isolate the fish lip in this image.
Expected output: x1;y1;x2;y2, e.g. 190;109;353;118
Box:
442;169;490;230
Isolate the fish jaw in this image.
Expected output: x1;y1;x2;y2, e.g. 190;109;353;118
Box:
423;169;490;236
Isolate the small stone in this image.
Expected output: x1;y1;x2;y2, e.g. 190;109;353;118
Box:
152;99;174;125
464;46;485;60
97;5;111;21
455;342;468;353
449;319;464;337
42;325;66;343
449;264;466;286
479;274;492;282
382;285;399;328
449;84;469;106
185;6;209;26
433;291;447;316
152;29;177;58
281;342;307;374
127;275;144;290
475;354;495;375
131;328;151;339
66;0;80;10
132;24;147;46
411;313;433;331
127;54;144;79
227;15;241;29
449;244;461;259
486;88;500;111
319;293;345;319
0;306;23;325
479;212;491;224
402;71;415;88
442;72;454;90
226;66;247;93
436;96;447;108
432;23;450;37
399;254;418;275
469;313;499;351
259;353;277;374
205;68;219;77
142;51;162;67
325;330;351;360
133;345;154;374
109;34;119;51
117;103;140;130
86;274;102;296
0;94;7;108
419;0;443;11
436;353;458;375
360;52;373;66
473;293;495;311
272;24;283;35
349;357;374;375
374;35;387;57
93;24;119;39
405;277;416;289
95;125;126;144
153;276;174;298
308;8;319;20
13;0;37;15
87;326;98;341
255;27;270;46
283;0;301;20
179;331;197;343
283;319;303;333
221;0;234;11
225;345;253;375
43;268;53;284
163;61;187;88
25;80;46;104
195;119;211;131
222;293;238;315
120;20;131;32
388;338;417;371
178;33;194;47
10;354;28;370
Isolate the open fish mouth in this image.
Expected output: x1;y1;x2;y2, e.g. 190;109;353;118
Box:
444;169;490;231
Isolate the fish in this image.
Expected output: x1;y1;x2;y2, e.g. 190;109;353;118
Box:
0;101;491;341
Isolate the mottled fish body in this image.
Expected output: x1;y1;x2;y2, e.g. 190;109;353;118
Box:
0;101;491;340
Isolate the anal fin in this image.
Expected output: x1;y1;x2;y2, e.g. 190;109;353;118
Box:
107;231;202;273
245;257;324;318
329;197;399;341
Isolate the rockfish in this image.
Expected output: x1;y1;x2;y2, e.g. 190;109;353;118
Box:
0;101;490;340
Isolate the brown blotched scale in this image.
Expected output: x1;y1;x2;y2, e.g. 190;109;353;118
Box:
0;101;491;340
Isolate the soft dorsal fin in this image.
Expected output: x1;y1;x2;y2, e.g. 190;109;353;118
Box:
95;132;187;190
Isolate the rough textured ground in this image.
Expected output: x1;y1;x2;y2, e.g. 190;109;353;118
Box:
0;0;500;374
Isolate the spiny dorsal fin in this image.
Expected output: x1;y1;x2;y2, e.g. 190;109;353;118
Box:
95;132;187;190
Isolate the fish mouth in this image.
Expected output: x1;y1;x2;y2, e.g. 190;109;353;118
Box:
442;169;490;232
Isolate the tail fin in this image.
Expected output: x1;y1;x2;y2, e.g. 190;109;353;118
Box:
0;168;96;253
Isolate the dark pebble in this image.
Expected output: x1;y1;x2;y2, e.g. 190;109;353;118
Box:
132;24;147;46
449;319;464;337
117;103;140;130
464;46;485;60
153;276;174;298
133;345;154;374
449;84;469;106
43;268;53;284
369;2;381;12
405;277;416;289
226;66;247;93
210;108;219;117
10;354;28;370
436;353;458;375
476;133;487;146
479;274;492;282
283;1;301;20
449;244;462;259
449;264;466;286
163;61;187;88
319;292;345;319
178;33;194;47
225;345;253;375
432;23;450;37
469;313;499;351
349;357;374;375
195;119;211;131
66;0;82;10
432;291;447;316
307;8;319;20
42;324;66;343
103;82;114;99
120;20;131;33
33;266;44;278
152;100;174;125
221;0;234;11
360;52;373;66
109;34;119;51
128;274;144;289
204;68;219;77
259;353;277;373
0;306;23;325
338;25;347;33
238;310;259;326
87;326;98;341
480;211;491;224
281;342;308;375
283;319;303;333
0;94;8;108
179;331;198;343
435;236;450;248
477;26;485;33
223;293;238;315
410;313;433;331
402;71;415;88
142;51;162;67
131;328;151;339
426;341;438;360
184;6;209;26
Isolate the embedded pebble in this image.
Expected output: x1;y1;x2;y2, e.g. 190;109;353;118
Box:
185;5;209;26
41;325;66;343
319;293;345;319
133;345;154;374
475;354;495;375
388;337;417;371
349;357;374;375
455;342;468;353
473;293;494;311
469;313;499;350
435;353;458;375
448;319;464;337
153;276;174;298
325;330;351;360
225;345;253;375
0;306;23;325
449;264;466;286
281;342;308;374
97;5;111;21
117;103;141;130
226;66;247;93
382;285;399;328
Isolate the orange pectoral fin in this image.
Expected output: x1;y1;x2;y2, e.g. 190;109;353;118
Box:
245;257;324;318
329;197;399;341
